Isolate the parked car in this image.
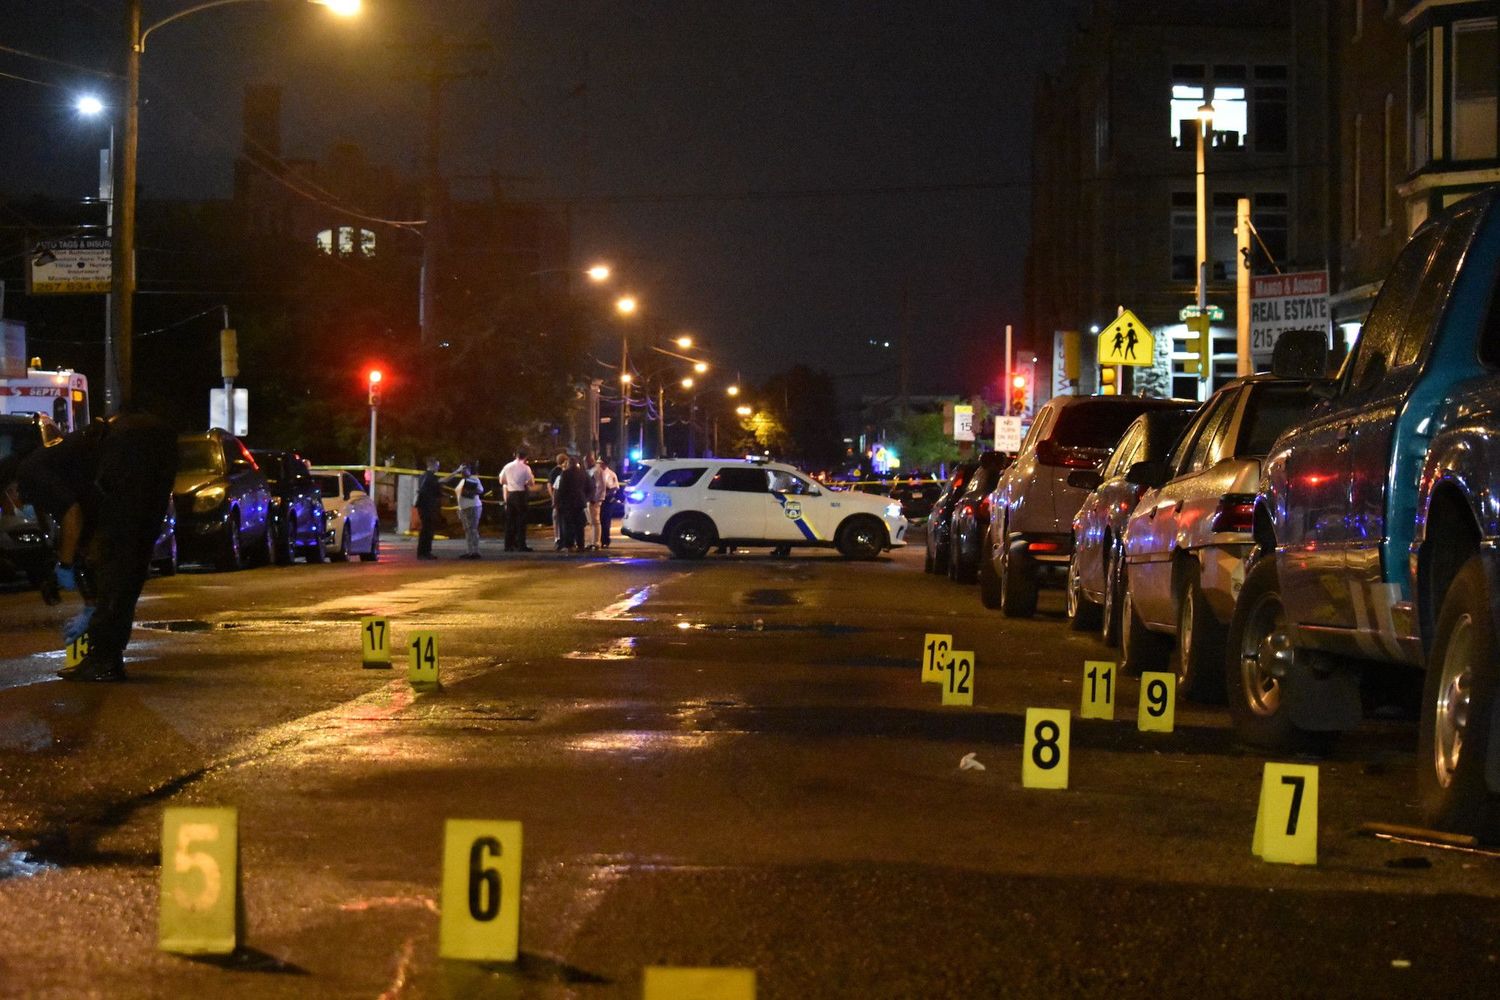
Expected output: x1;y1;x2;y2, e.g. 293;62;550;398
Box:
175;430;273;571
0;413;63;584
1118;376;1322;698
1066;404;1199;642
889;477;943;522
251;450;327;565
1226;191;1500;837
947;452;1011;583
622;457;907;559
980;394;1193;616
313;469;381;562
924;461;979;574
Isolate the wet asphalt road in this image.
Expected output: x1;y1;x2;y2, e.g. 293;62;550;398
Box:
0;528;1498;999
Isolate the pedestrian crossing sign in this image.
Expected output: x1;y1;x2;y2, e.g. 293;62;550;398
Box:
1097;310;1155;367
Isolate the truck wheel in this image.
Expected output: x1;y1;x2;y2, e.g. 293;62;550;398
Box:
1224;557;1334;753
666;514;716;560
999;538;1038;618
1067;552;1102;631
978;525;1002;610
1175;561;1226;703
1120;565;1171;674
838;516;885;560
1419;555;1500;840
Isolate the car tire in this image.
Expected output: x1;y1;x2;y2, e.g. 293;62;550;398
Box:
1175;560;1227;703
303;529;327;564
999;536;1038;618
216;515;243;572
274;517;295;565
1102;541;1124;648
838;516;885;561
924;534;935;574
1223;556;1336;754
1418;554;1500;841
949;528;976;583
1120;564;1172;675
1067;552;1102;631
666;513;716;560
155;534;178;577
332;526;351;563
359;525;381;563
978;524;1002;610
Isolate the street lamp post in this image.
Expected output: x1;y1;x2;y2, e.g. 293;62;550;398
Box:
1194;100;1215;393
111;0;359;407
615;294;637;469
75;96;118;412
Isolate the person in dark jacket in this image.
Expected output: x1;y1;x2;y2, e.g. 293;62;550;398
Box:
555;453;591;553
0;412;177;682
415;456;442;559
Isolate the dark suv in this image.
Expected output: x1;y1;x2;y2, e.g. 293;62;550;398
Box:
175;430;273;571
252;449;328;565
0;413;63;583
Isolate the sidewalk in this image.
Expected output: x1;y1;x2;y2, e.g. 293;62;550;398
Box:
404;524;656;560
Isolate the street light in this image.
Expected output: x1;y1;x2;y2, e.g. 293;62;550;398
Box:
680;377;694;389
620;372;632;384
76;95;105;117
693;361;708;374
726;385;740;397
111;0;360;409
586;264;611;283
675;335;694;349
615;295;638;315
1194;99;1215;394
736;405;752;417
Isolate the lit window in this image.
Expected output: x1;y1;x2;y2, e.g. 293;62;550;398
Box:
1410;33;1430;169
1170;77;1249;150
316;229;334;254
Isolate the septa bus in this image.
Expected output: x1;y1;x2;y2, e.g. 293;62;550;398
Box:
0;362;91;432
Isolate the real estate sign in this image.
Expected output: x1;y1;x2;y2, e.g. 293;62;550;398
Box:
1250;271;1329;367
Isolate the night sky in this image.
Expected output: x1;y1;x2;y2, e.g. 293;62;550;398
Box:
1;1;1085;402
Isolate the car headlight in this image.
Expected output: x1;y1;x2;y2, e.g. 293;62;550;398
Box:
885;502;903;519
195;485;226;509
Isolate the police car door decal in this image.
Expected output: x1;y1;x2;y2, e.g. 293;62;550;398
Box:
773;493;821;541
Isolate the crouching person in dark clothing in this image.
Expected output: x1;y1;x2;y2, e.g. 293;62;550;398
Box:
4;413;178;682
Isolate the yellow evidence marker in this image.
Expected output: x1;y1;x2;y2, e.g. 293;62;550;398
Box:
159;806;240;955
1137;671;1176;733
440;819;523;962
65;633;90;668
1252;762;1319;865
361;615;392;668
1022;708;1071;790
643;966;757;999
408;631;439;688
1080;660;1116;720
941;650;975;706
922;633;952;684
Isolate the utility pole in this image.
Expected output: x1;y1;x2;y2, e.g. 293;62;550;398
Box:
1236;197;1252;376
656;384;666;458
393;38;489;346
111;0;141;408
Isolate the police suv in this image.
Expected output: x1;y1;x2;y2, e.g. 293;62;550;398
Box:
621;457;907;560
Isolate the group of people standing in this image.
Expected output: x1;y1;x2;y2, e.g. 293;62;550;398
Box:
414;450;620;559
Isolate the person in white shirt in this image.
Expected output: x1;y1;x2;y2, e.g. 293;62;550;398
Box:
445;462;487;559
589;456;620;550
497;449;536;552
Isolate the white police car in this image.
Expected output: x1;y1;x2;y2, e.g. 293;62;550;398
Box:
621;457;907;560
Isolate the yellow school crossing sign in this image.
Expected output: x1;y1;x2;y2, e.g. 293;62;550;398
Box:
1097;310;1155;366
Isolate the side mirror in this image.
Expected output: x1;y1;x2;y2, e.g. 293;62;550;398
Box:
1066;468;1102;491
1125;460;1169;489
1271;329;1330;379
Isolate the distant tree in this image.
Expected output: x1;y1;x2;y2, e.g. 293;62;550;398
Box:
750;365;843;468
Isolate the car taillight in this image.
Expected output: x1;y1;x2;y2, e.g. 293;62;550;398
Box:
978;496;991;520
1037;439;1105;470
1211;495;1256;534
1027;540;1062;553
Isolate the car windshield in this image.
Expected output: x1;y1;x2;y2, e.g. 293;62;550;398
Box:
1239;383;1314;456
0;422;41;460
1051;400;1171;450
314;474;342;498
179;439;223;474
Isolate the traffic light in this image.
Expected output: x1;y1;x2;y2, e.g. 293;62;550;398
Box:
1183;316;1211;378
1099;366;1117;396
1009;372;1028;416
366;368;383;406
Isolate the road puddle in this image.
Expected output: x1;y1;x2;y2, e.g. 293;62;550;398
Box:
579;585;656;622
564;730;717;755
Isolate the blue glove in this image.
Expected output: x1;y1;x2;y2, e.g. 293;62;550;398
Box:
64;606;94;644
55;565;77;591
